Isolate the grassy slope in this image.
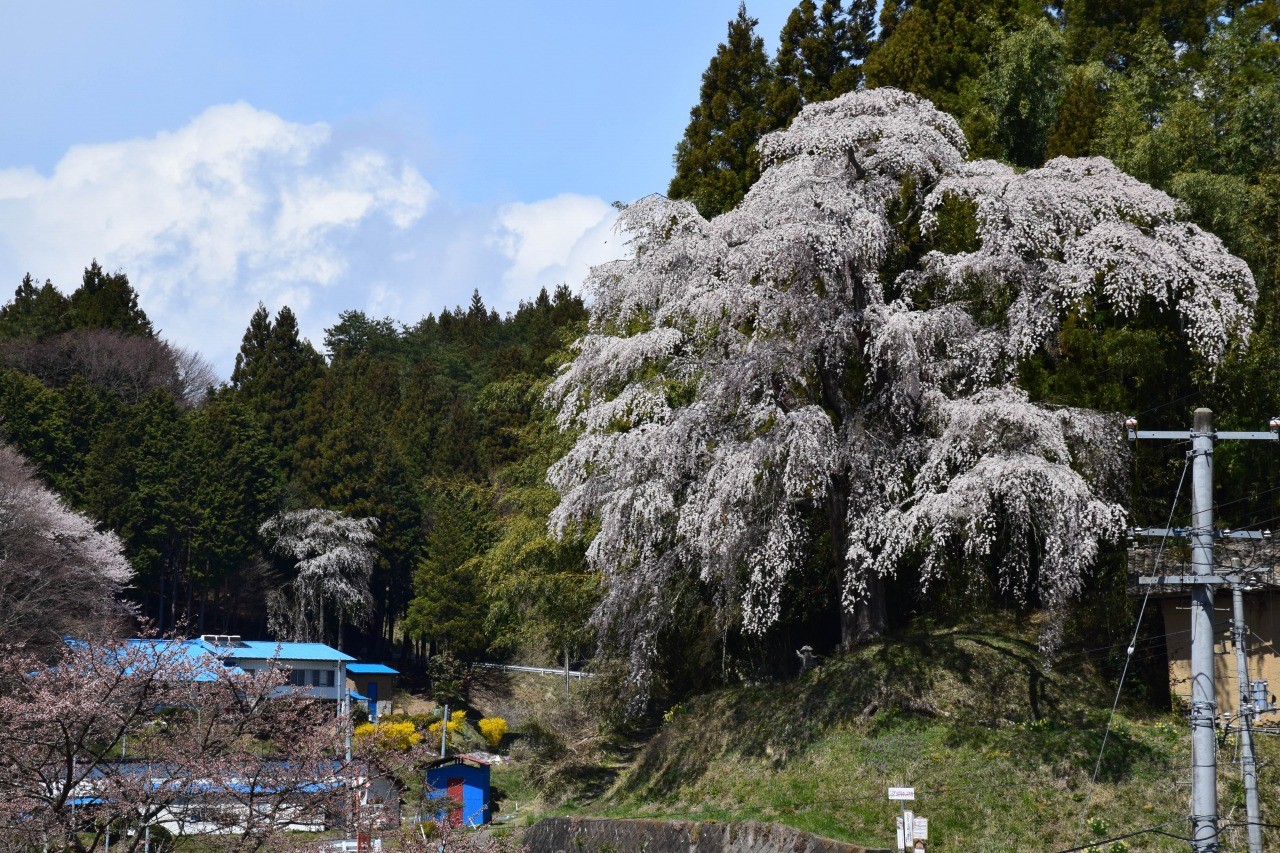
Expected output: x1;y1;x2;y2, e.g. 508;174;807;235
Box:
495;618;1280;852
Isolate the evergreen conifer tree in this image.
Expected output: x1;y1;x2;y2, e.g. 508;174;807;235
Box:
230;304;325;470
775;1;875;112
68;261;153;337
668;3;781;218
0;275;71;339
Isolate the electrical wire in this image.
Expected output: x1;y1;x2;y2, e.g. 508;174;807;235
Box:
1135;391;1201;417
1053;817;1192;852
1075;457;1189;848
1214;483;1280;512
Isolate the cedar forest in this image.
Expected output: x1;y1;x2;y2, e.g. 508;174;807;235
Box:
3;0;1280;719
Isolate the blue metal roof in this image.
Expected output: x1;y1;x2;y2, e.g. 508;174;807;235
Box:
124;639;244;680
207;640;356;663
347;662;399;675
349;689;370;701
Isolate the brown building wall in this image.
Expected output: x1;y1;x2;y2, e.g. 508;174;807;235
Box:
1160;592;1280;716
347;673;399;709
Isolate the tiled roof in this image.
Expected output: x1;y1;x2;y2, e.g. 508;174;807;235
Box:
347;662;399;675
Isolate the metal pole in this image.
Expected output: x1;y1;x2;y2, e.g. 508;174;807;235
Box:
342;661;351;764
564;647;570;700
441;703;448;758
1230;572;1264;853
1189;408;1219;852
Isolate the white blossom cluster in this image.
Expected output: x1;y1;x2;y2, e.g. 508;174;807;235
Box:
918;157;1255;365
261;508;378;643
548;88;1256;706
0;443;131;644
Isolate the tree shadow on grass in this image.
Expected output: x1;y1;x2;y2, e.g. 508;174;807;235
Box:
614;621;1128;800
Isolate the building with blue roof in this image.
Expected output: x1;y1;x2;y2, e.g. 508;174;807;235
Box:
198;635;356;703
346;662;400;721
424;754;491;827
117;635;358;705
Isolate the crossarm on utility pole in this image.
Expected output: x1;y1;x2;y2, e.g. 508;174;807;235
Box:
1126;408;1279;853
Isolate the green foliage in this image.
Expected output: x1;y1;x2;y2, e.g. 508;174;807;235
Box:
68;260;153;337
405;483;493;658
0;274;71;340
426;651;471;707
185;394;282;591
775;1;876;113
0;368;76;493
864;0;1043;119
668;3;781;218
230;303;325;469
974;16;1065;165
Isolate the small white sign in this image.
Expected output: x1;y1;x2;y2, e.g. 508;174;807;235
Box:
888;787;916;801
912;817;928;840
895;816;905;848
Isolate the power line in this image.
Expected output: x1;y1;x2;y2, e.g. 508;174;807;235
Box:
1052;817;1192;852
1076;457;1189;847
1136;391;1201;417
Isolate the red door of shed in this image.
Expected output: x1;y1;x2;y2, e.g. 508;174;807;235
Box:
447;777;464;826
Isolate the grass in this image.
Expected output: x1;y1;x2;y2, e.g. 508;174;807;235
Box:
484;616;1280;852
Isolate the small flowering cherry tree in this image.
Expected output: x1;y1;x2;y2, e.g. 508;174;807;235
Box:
261;509;378;648
0;637;352;852
0;634;453;852
547;88;1255;708
0;443;132;647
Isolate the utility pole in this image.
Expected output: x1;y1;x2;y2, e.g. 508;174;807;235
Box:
1128;408;1279;853
1188;408;1218;853
1229;558;1264;853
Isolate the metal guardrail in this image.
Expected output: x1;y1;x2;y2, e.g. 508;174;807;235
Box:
473;662;594;679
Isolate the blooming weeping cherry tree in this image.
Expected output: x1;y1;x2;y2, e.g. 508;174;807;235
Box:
261;508;377;648
547;87;1256;708
0;443;132;646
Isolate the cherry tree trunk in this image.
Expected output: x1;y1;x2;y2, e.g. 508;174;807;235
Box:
845;575;886;647
828;474;885;648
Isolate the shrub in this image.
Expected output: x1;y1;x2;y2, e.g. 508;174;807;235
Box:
478;717;508;749
428;652;470;706
354;720;422;752
428;711;465;739
511;698;602;800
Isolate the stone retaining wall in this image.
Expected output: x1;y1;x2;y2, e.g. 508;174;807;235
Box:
521;817;892;853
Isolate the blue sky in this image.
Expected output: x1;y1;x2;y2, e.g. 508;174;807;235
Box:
0;2;794;373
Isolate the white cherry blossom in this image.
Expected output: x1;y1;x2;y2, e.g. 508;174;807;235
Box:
548;88;1255;708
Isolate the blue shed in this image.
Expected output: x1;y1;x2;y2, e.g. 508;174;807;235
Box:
424;754;491;827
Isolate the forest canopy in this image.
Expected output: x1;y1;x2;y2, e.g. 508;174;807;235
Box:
2;1;1279;718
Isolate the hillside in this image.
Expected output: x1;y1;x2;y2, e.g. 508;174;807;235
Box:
486;618;1279;852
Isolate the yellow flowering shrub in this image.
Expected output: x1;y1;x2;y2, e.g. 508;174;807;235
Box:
427;710;467;739
353;720;422;752
477;717;507;749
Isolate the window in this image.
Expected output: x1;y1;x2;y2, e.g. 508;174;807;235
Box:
322;669;335;687
288;669;306;687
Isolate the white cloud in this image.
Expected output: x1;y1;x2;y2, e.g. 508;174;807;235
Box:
0;103;433;371
491;194;623;311
0;104;625;376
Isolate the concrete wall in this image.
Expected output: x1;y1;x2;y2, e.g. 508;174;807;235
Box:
1130;542;1280;716
521;817;891;853
1161;592;1280;715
